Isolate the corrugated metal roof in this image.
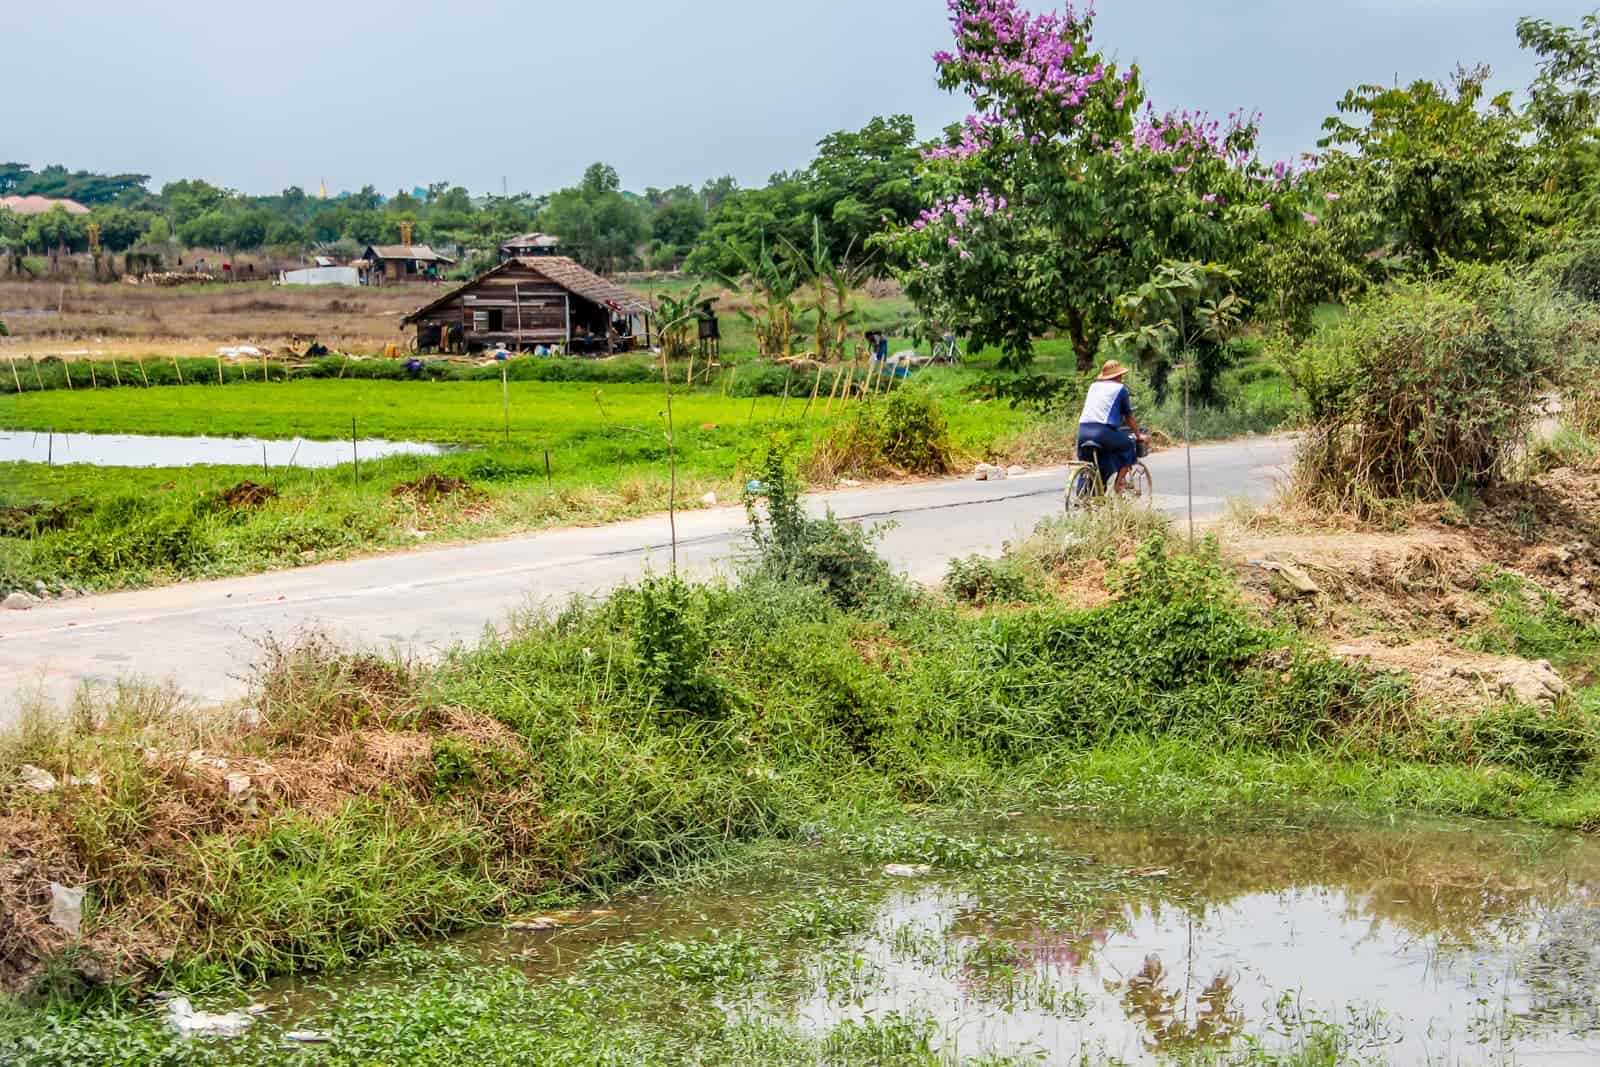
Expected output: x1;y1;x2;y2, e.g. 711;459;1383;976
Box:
365;244;455;263
402;257;653;325
500;232;561;249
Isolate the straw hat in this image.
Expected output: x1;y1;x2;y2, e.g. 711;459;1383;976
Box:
1096;359;1129;382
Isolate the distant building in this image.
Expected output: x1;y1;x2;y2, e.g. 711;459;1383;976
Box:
403;256;653;354
499;232;562;260
0;195;91;216
359;244;455;284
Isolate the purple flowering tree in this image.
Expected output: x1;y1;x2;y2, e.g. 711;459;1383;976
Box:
885;0;1311;372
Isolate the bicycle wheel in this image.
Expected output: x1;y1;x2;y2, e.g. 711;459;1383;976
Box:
1064;464;1102;513
1124;463;1154;508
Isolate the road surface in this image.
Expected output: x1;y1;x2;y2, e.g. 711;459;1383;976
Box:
1;436;1293;723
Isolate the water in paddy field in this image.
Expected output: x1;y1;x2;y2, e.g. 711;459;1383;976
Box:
0;429;447;468
258;815;1600;1064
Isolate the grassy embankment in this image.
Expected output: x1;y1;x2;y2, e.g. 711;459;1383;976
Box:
3;444;1597;1006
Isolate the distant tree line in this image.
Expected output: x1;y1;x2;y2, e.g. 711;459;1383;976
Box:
0;112;929;279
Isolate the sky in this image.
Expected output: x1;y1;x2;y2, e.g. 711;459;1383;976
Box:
3;0;1595;199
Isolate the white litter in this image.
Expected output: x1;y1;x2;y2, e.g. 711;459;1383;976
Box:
49;883;85;936
284;1030;334;1044
19;764;58;792
165;996;256;1038
216;345;263;358
700;491;718;506
882;863;933;878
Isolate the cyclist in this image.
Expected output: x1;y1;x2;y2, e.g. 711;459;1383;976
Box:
1076;359;1146;494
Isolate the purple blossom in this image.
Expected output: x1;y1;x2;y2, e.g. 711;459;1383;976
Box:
1302;212;1319;224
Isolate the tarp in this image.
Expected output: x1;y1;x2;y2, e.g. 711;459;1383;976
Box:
280;267;360;287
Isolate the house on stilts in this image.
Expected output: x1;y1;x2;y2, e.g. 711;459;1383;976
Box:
402;257;654;355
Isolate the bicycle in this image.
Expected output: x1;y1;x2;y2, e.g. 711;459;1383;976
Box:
930;334;964;365
1064;435;1154;513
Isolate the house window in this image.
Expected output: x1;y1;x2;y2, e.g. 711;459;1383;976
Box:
406;260;417;274
473;310;490;332
487;309;504;332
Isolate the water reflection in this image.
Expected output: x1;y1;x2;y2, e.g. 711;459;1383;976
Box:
267;816;1600;1065
0;429;447;468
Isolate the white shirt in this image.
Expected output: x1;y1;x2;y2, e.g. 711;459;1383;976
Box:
1079;380;1130;426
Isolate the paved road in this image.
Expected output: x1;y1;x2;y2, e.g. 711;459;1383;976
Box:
0;436;1293;723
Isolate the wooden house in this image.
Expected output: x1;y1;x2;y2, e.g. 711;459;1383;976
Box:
402;257;654;354
360;244;455;284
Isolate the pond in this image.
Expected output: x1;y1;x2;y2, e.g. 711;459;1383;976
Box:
230;814;1600;1066
0;429;447;469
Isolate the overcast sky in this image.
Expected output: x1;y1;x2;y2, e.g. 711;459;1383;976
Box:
4;1;1594;198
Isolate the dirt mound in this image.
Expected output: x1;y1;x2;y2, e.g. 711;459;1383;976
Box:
218;481;278;509
392;474;472;502
1234;460;1600;636
1331;637;1568;712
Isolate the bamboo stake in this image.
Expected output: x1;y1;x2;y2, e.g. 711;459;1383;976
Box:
136;359;150;387
7;356;21;394
840;365;855;405
87;360;97;389
31;357;44;390
501;364;511;444
110;359;121;387
660;345;679;574
172;356;183;385
63;358;73;390
824;367;843;416
801;366;823;418
261;350;268;383
216;356;224;385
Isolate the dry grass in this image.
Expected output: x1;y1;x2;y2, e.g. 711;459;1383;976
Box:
0;279;424;358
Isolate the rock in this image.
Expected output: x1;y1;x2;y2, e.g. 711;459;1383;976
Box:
165;997;255;1038
883;863;933;878
1005;465;1026;477
224;772;253;798
56;587;81;601
1494;659;1568;707
700;491;718;506
1248;558;1321;598
67;772;102;788
3;591;38;611
49;883;85;936
840;479;863;488
18;764;57;792
32;581;47;596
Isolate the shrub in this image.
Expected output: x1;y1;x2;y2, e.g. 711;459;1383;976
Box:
741;440;897;610
806;387;954;480
627;576;726;722
1282;276;1590;516
724;360;793;398
943;554;1038;606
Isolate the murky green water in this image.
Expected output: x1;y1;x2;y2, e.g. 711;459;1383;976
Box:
260;814;1600;1064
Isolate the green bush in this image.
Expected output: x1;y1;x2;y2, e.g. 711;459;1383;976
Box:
626;576;727;722
943;554;1038;606
1283;275;1595;515
807;387;954;479
741;440;898;611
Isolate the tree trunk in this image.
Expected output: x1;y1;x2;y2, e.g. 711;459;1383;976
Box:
1067;307;1095;373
